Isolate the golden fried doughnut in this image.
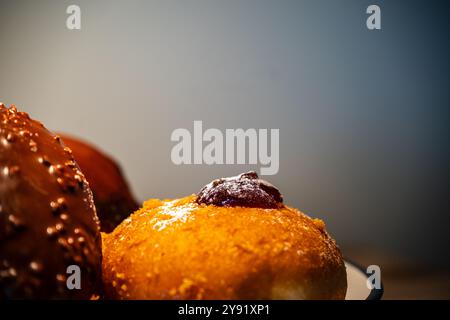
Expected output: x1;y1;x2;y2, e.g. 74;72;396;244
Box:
102;173;347;299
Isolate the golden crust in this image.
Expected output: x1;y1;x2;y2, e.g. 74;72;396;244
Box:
102;195;347;299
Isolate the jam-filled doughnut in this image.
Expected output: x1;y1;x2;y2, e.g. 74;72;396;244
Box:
102;172;347;299
58;134;139;233
0;104;102;299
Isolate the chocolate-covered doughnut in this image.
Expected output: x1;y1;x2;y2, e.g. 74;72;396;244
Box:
0;104;102;299
58;134;139;233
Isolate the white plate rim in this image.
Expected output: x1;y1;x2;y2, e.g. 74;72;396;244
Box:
345;259;383;300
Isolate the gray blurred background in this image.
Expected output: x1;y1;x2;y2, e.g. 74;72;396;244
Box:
1;0;449;288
